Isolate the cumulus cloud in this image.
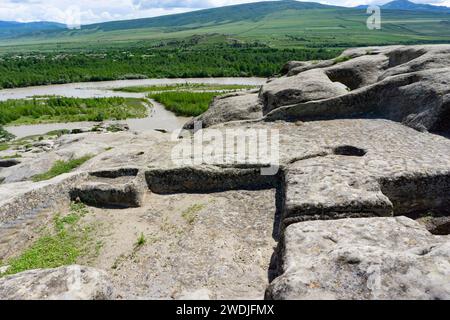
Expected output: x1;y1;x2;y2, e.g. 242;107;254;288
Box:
133;0;214;9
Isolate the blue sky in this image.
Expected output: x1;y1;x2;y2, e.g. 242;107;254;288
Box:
1;0;449;24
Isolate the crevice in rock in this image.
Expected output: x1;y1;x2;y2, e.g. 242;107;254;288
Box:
70;183;142;209
379;173;450;218
70;169;143;208
430;99;450;135
90;168;139;179
325;68;362;91
0;159;21;168
145;166;280;194
332;145;367;157
416;246;435;256
287;152;329;164
405;211;450;235
386;49;427;68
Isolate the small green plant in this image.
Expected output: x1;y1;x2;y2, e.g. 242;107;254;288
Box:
32;155;93;182
135;233;147;247
182;204;205;225
333;55;351;64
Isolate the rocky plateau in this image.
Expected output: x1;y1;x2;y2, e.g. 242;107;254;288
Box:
0;45;449;300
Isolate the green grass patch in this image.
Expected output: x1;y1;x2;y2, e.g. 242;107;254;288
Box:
135;233;147;248
182;204;205;225
31;155;93;182
0;97;148;126
333;55;352;64
115;83;257;93
2;202;99;277
1;153;22;159
149;91;219;116
0;144;9;151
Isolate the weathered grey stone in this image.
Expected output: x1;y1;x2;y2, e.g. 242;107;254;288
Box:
1;45;450;301
281;61;309;74
184;92;263;129
70;173;144;208
416;214;450;235
287;60;334;76
325;53;389;90
0;172;88;224
266;217;450;300
260;69;349;114
0;266;116;300
269;45;450;134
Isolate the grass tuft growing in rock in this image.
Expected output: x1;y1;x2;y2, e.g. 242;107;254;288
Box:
31;155;93;182
333;55;351;64
2;202;99;277
135;233;147;248
182;204;205;225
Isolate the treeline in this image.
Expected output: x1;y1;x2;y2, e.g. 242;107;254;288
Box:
0;97;147;125
0;47;341;89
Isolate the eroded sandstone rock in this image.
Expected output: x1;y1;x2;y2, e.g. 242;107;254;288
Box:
0;266;116;300
0;45;449;300
260;69;349;114
266;45;450;134
266;217;450;300
184;91;263;129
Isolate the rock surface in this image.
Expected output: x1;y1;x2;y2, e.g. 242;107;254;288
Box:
0;45;449;300
266;217;450;300
184;91;263;129
260;69;349;114
269;45;450;134
0;266;116;300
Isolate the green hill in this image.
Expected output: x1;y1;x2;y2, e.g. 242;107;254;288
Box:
84;1;333;32
1;0;450;51
1;1;450;89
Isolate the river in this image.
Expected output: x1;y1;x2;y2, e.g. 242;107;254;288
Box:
0;77;266;138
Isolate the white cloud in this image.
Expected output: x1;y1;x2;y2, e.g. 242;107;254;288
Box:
0;0;449;24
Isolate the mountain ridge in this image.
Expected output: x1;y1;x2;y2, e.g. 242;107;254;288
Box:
357;0;450;12
0;0;449;45
83;1;337;32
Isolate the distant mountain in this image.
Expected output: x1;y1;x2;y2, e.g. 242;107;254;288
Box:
358;0;450;13
83;0;335;32
0;21;65;39
1;0;449;45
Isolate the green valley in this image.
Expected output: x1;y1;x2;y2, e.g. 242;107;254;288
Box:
0;1;449;88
